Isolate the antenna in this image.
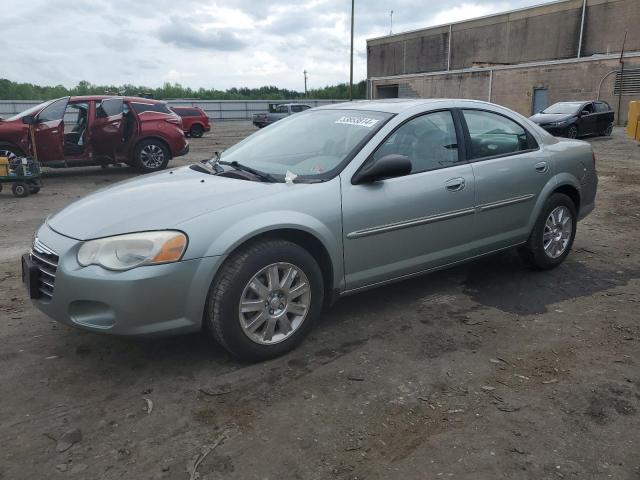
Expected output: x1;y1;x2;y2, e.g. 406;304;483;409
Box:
390;10;393;35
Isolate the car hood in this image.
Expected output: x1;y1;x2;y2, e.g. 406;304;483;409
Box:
529;113;575;124
47;166;278;240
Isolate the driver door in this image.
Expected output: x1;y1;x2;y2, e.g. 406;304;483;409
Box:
341;110;476;290
32;97;68;161
91;98;124;160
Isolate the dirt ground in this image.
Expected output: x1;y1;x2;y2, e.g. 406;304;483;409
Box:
1;123;639;480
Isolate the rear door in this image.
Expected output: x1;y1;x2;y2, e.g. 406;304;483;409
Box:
461;108;549;251
595;101;614;132
91;98;124;160
32;97;68;161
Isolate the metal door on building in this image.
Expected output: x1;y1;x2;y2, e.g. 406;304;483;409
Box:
532;88;549;115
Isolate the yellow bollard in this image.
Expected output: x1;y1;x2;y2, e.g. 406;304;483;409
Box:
627;101;640;140
0;156;9;177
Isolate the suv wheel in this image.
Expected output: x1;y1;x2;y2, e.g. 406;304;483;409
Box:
600;124;613;136
0;147;22;161
189;124;204;138
134;140;169;173
519;193;577;270
566;126;578;139
206;239;324;361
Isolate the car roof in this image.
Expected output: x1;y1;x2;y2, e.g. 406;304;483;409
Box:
316;98;503;114
69;95;165;103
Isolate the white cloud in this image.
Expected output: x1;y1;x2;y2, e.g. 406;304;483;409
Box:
1;0;545;91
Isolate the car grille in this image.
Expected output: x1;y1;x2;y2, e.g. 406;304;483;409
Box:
30;237;59;300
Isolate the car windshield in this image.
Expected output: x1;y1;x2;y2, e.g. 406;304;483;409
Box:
4;100;54;121
215;109;392;179
542;102;583;114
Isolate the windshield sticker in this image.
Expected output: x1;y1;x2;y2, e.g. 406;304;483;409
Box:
335;116;379;128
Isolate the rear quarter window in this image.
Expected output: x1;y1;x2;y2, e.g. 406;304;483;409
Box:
131;102;173;115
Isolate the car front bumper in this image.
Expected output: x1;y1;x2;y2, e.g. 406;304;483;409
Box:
28;224;221;336
538;124;570;136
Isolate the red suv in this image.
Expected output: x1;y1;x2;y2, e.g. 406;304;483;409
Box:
170;106;211;138
0;96;189;173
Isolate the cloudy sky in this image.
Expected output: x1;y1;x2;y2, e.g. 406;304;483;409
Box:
2;0;545;91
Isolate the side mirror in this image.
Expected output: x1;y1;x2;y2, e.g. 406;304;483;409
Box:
22;114;36;125
352;154;412;185
581;110;590;116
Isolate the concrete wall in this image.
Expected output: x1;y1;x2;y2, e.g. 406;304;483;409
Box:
370;56;640;122
367;0;640;78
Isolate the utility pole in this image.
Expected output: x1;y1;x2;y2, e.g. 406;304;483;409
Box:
390;10;393;35
303;70;308;97
617;31;627;126
349;0;355;101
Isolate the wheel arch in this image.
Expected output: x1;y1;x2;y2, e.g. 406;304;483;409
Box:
132;136;173;160
0;141;25;155
213;228;336;309
527;176;582;234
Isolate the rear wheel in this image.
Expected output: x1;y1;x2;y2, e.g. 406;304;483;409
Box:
133;140;169;173
12;182;30;198
519;193;577;270
566;125;578;139
189;124;204;138
206;239;324;361
600;124;613;136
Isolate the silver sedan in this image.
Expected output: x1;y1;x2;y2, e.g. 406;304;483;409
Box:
23;99;597;361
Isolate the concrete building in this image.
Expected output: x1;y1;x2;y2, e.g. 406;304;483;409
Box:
366;0;640;122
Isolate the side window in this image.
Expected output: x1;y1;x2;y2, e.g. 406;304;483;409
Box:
38;98;68;122
582;103;594;114
131;102;173;115
595;102;609;113
96;98;123;118
275;105;288;113
373;110;459;174
291;105;306;113
462;110;534;160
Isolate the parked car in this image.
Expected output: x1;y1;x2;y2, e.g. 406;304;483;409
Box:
529;100;614;139
0;96;189;173
170;106;211;138
252;103;311;128
23;99;597;361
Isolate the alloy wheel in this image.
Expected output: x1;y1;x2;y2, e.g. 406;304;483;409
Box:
139;144;165;169
238;262;311;345
567;126;578;139
543;206;572;259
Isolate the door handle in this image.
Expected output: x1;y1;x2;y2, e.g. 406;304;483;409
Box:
445;177;465;192
535;161;548;173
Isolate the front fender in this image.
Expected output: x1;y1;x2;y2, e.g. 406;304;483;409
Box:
181;209;344;292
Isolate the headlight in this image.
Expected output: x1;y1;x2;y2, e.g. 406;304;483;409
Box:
549;120;569;127
77;231;187;271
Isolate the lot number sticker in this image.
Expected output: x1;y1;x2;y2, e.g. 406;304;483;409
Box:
335;116;379;128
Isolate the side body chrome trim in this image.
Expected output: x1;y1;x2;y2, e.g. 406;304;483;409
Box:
476;194;536;212
346;207;475;239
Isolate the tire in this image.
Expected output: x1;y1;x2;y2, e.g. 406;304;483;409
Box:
600;124;613;136
206;239;324;361
518;193;577;270
12;182;30;198
566;125;578;139
0;146;23;161
29;185;40;194
0;184;3;193
189;124;204;138
133;139;170;173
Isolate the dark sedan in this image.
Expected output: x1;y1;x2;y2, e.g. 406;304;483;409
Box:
529;101;614;139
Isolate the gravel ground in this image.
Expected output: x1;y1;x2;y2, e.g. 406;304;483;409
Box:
1;123;639;480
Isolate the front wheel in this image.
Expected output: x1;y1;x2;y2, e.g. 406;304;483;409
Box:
12;182;30;198
519;193;577;270
206;240;324;361
566;125;578;139
133;140;169;173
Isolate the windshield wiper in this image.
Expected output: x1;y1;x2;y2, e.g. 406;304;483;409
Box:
218;160;278;183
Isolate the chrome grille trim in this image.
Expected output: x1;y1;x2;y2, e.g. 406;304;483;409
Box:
30;237;59;300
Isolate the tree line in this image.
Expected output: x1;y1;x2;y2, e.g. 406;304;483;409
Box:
0;79;367;101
